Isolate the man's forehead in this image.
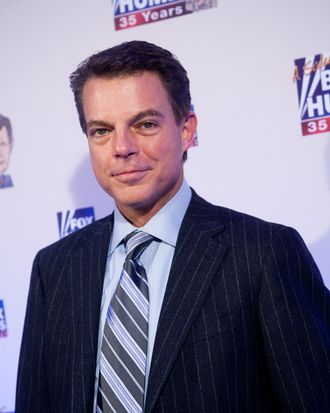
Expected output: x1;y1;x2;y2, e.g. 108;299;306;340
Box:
0;126;9;141
82;72;172;113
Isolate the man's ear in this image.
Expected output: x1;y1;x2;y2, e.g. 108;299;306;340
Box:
181;112;197;153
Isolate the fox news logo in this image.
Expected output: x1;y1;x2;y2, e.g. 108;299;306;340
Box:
112;0;217;31
293;53;330;136
0;300;8;338
57;207;95;238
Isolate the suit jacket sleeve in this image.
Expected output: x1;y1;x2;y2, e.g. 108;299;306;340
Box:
16;251;50;412
259;226;330;412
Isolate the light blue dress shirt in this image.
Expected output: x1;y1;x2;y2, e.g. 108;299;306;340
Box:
93;181;192;411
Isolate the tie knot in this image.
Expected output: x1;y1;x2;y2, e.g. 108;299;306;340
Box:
124;230;154;261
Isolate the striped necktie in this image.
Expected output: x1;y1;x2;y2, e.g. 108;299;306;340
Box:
97;230;154;413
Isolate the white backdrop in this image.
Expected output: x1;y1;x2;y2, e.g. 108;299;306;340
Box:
1;0;329;411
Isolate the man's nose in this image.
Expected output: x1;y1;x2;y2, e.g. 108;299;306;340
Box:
113;129;138;158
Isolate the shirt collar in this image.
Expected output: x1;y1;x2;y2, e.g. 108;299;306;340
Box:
110;180;192;254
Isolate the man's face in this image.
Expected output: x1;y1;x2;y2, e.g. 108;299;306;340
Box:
0;126;12;175
82;71;196;225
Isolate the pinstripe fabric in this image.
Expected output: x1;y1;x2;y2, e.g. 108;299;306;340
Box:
16;216;112;413
97;231;153;413
16;191;330;413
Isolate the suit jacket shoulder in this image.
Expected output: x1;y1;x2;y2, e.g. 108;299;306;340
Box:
187;189;318;276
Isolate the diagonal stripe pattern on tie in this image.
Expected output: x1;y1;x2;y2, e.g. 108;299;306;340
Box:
97;230;154;413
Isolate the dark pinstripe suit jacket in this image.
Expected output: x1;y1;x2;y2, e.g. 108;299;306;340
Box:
16;190;330;412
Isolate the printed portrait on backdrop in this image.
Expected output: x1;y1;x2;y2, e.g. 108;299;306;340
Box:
0;114;14;189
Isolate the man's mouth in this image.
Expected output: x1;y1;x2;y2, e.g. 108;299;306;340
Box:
112;169;150;184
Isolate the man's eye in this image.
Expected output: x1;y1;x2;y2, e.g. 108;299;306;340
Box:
88;128;112;142
141;122;155;129
91;128;109;137
137;121;158;133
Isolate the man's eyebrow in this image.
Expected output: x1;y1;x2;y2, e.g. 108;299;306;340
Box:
129;110;164;125
86;110;164;130
86;119;113;129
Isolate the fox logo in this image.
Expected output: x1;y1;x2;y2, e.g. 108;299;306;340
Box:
57;207;95;238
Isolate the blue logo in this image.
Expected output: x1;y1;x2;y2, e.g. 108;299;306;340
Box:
0;300;8;338
57;207;95;238
293;52;330;136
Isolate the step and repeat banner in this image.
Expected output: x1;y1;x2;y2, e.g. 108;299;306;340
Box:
1;0;330;411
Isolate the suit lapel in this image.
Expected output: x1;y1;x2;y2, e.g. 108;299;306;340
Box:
145;193;227;412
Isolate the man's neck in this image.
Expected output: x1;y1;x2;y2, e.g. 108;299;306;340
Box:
115;180;185;227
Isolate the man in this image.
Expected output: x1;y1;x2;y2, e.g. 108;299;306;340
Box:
16;41;330;412
0;114;13;189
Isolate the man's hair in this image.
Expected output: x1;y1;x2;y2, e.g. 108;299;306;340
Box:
0;114;13;144
69;40;191;133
